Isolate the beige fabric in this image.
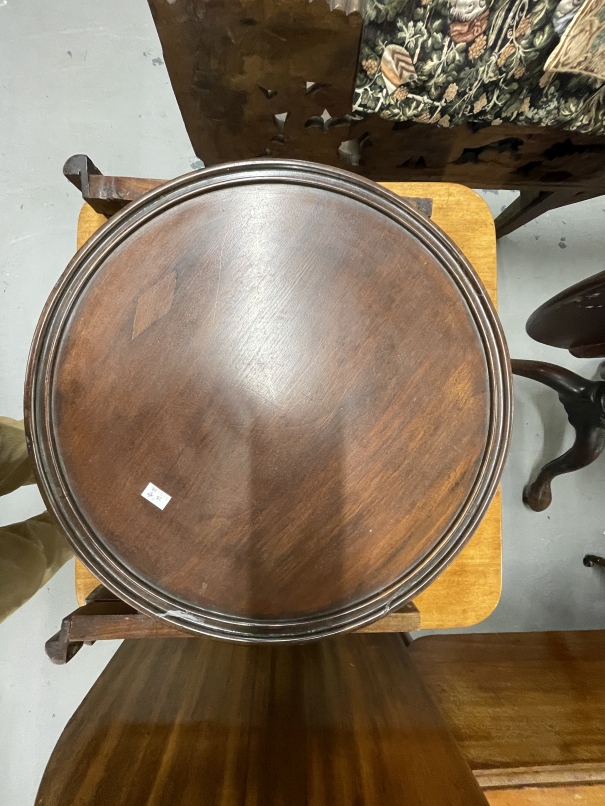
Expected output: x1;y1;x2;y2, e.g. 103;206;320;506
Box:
0;417;72;623
0;417;36;495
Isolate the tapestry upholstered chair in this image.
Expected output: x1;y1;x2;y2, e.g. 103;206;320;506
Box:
146;0;605;237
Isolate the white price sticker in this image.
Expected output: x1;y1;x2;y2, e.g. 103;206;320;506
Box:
141;483;171;511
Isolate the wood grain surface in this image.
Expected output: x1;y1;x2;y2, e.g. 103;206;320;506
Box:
476;763;605;789
35;633;488;805
409;631;605;776
28;163;509;640
73;181;502;631
486;785;605;805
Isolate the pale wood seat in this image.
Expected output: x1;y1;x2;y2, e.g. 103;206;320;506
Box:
409;630;605;804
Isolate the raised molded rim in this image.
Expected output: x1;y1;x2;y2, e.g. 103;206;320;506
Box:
25;159;512;642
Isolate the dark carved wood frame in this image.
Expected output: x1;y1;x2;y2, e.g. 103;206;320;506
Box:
146;0;605;236
26;159;512;643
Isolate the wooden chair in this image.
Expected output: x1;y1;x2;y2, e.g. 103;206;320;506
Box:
146;0;605;237
409;630;605;802
511;270;605;513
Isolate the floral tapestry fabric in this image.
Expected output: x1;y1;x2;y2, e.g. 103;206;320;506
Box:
353;0;605;133
546;0;605;81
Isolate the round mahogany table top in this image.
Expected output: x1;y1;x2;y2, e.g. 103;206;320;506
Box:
526;270;605;358
26;160;511;641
